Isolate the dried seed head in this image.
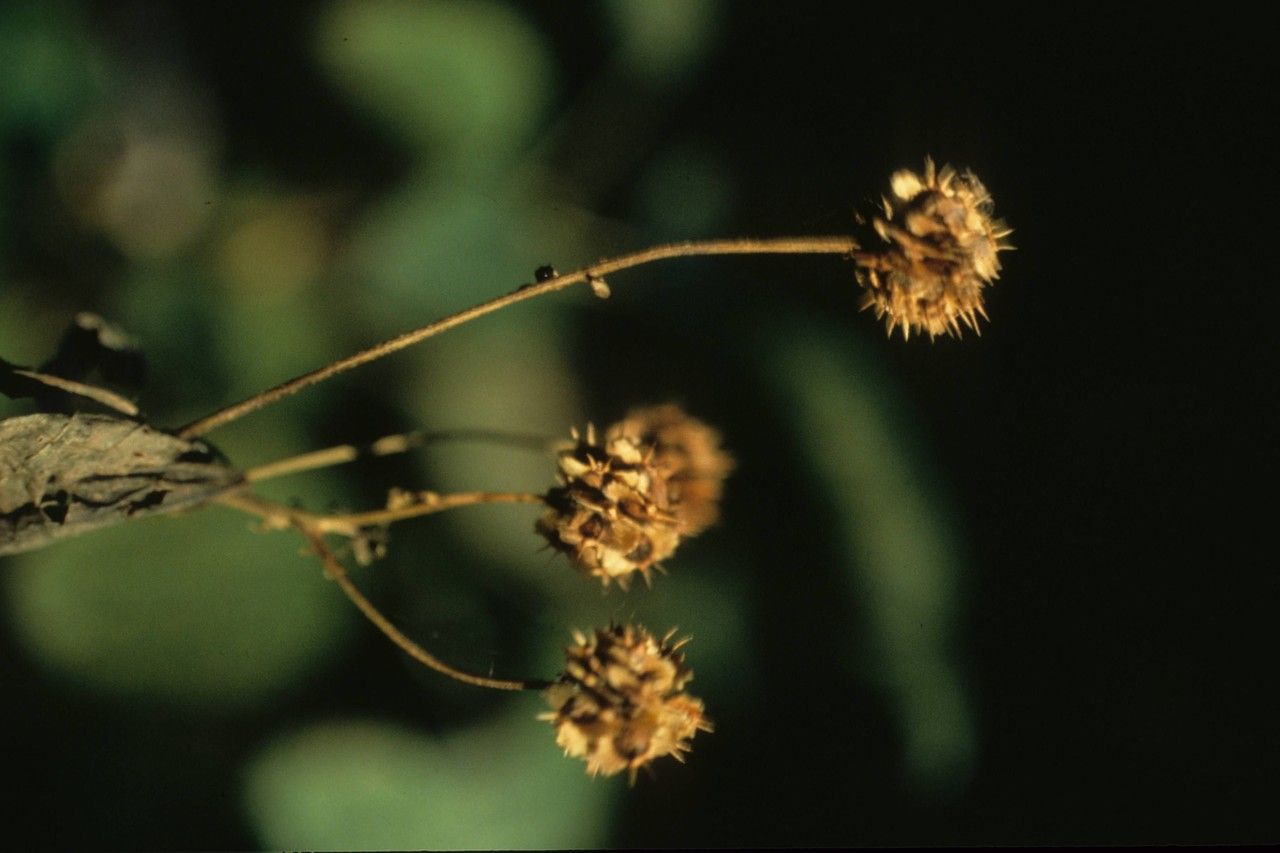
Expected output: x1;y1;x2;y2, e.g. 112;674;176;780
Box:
540;624;711;780
605;404;733;536
854;157;1013;340
537;423;681;588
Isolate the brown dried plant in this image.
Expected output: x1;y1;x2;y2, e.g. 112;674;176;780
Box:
854;158;1014;339
0;160;1010;778
535;406;730;590
542;624;712;781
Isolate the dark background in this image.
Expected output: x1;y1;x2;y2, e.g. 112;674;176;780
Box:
0;2;1273;847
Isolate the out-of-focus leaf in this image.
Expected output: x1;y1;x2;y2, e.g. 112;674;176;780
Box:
4;505;354;709
636;140;735;239
205;275;337;406
604;0;722;89
342;172;586;320
0;2;97;136
0;161;9;271
344;175;524;313
0;312;147;415
243;711;614;850
314;0;554;164
39;311;146;388
53;119;218;260
763;317;975;794
214;191;332;300
0;297;102;415
107;264;223;421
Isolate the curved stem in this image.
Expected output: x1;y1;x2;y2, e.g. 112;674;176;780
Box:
177;235;858;438
6;368;141;416
244;428;555;484
297;525;551;691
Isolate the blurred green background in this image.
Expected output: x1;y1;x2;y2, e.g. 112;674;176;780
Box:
0;1;1272;847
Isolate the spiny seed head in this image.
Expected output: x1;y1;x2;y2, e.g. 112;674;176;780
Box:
540;623;712;780
605;404;733;537
536;423;681;588
854;157;1013;340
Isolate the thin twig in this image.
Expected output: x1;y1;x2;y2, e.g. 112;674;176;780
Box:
214;491;551;690
214;489;322;530
296;524;551;691
10;368;139;416
215;488;545;537
177;235;858;438
244;428;555;484
311;490;545;534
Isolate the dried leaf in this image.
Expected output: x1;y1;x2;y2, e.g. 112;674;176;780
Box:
1;312;146;415
0;413;243;556
42;312;147;388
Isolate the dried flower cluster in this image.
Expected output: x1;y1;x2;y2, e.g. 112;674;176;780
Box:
854;158;1013;340
542;623;711;779
536;405;730;588
536;424;679;588
605;404;734;536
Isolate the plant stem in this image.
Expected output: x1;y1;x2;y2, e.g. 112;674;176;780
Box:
312;490;544;534
177;235;858;439
297;524;551;691
215;488;545;537
243;428;555;484
5;367;140;416
214;489;322;530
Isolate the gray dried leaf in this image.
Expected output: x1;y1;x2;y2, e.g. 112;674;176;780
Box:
0;413;244;556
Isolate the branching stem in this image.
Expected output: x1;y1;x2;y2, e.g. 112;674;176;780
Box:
213;490;551;690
